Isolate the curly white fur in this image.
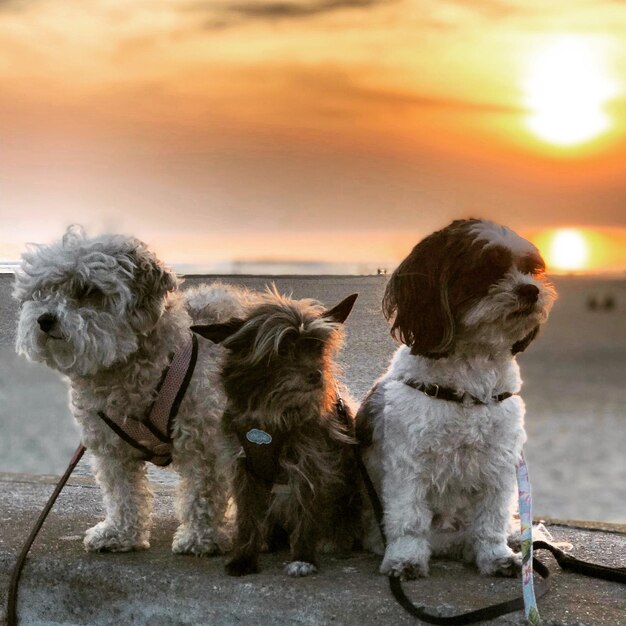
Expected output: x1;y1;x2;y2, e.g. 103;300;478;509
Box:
14;226;260;555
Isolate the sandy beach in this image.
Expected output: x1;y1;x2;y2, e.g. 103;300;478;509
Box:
1;273;624;523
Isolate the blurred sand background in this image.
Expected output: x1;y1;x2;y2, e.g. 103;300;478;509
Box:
1;273;624;523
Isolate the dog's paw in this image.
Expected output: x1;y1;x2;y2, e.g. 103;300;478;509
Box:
172;526;219;556
285;561;318;577
84;521;149;553
225;554;259;576
380;536;430;579
476;545;522;577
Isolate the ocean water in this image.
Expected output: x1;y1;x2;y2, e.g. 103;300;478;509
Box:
1;274;625;523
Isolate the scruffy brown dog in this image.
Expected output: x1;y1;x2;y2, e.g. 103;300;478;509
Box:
193;290;361;577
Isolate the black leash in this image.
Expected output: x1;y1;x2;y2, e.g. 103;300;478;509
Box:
354;443;551;624
8;401;625;626
356;442;626;622
531;540;626;584
7;443;86;626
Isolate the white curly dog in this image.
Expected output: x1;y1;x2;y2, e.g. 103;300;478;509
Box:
14;226;258;555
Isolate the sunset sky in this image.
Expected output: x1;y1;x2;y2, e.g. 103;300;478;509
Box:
1;0;625;273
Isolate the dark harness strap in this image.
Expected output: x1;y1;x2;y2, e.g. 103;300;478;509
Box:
237;395;354;486
236;426;287;485
97;333;198;466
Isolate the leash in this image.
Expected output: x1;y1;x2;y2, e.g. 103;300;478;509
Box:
9;391;624;626
517;452;540;624
531;541;626;584
353;441;551;624
7;443;86;626
354;428;626;624
7;331;199;625
342;386;551;623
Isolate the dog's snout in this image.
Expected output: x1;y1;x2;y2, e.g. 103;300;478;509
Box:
37;313;58;333
307;370;323;386
516;284;539;303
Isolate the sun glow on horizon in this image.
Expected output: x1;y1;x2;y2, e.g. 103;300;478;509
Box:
523;36;618;147
543;229;589;272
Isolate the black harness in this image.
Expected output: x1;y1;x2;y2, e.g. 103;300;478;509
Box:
235;397;352;486
234;425;288;485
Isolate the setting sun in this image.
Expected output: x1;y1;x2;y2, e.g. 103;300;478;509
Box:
548;229;589;271
523;36;618;146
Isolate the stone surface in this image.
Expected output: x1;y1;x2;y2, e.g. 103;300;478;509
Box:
1;472;625;626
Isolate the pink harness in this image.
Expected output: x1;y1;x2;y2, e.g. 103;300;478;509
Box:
98;333;198;466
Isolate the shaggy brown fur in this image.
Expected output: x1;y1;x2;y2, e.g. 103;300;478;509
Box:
193;290;361;577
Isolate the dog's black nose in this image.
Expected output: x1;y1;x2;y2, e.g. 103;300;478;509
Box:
516;284;539;303
307;370;323;386
37;313;57;333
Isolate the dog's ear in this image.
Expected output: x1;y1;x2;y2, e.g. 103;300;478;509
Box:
512;325;539;355
127;241;179;334
383;233;455;357
191;319;245;344
130;243;179;299
321;293;358;323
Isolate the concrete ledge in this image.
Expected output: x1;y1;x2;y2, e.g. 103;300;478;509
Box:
1;473;625;626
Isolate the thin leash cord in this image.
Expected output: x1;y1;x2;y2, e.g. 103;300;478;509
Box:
353;446;552;625
516;452;540;624
7;443;86;626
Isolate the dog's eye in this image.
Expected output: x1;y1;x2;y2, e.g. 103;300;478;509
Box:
301;337;324;353
276;343;293;358
518;255;545;277
74;285;105;304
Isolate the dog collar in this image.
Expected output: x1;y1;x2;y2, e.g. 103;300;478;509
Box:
97;332;199;466
403;378;516;405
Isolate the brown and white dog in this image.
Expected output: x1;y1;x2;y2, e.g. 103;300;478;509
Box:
357;219;556;579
